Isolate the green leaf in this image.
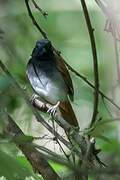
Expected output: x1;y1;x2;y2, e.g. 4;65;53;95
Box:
13;135;34;145
0;75;13;91
15;156;32;169
49;161;68;172
94;135;111;143
0;150;35;180
87;117;119;142
93;118;120;128
68;129;75;136
70;138;81;153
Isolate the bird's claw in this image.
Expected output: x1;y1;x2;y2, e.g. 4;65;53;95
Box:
47;106;56;115
47;101;60;116
30;94;39;104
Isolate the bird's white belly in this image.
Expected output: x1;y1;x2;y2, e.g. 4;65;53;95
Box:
44;80;68;104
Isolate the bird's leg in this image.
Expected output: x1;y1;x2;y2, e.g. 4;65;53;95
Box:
47;101;60;116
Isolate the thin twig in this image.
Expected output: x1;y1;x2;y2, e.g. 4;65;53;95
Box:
24;0;120;112
25;0;47;39
51;114;70;160
32;0;48;17
85;137;95;160
80;0;99;127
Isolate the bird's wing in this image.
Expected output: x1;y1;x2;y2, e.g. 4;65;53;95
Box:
54;54;74;101
26;59;47;91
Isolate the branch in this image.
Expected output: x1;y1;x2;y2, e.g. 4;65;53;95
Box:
7;114;60;180
33;99;76;131
25;0;47;39
80;0;99;127
32;0;48;17
85;137;95;160
95;0;107;16
24;0;120;113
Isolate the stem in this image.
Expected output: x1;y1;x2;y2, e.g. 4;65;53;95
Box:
80;0;99;127
25;0;47;38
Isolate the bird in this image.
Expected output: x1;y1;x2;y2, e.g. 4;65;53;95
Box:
26;39;78;127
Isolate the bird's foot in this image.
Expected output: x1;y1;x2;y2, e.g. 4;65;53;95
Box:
47;101;60;116
30;94;39;104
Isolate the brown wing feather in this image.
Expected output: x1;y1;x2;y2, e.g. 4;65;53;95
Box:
59;100;78;127
54;54;74;101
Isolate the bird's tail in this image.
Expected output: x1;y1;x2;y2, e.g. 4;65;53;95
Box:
59;100;78;127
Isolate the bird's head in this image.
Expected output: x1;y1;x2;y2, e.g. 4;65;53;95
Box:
32;39;53;58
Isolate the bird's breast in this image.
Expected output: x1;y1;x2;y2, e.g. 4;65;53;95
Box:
27;59;68;105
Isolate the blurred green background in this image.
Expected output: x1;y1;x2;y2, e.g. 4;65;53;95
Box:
0;0;120;179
